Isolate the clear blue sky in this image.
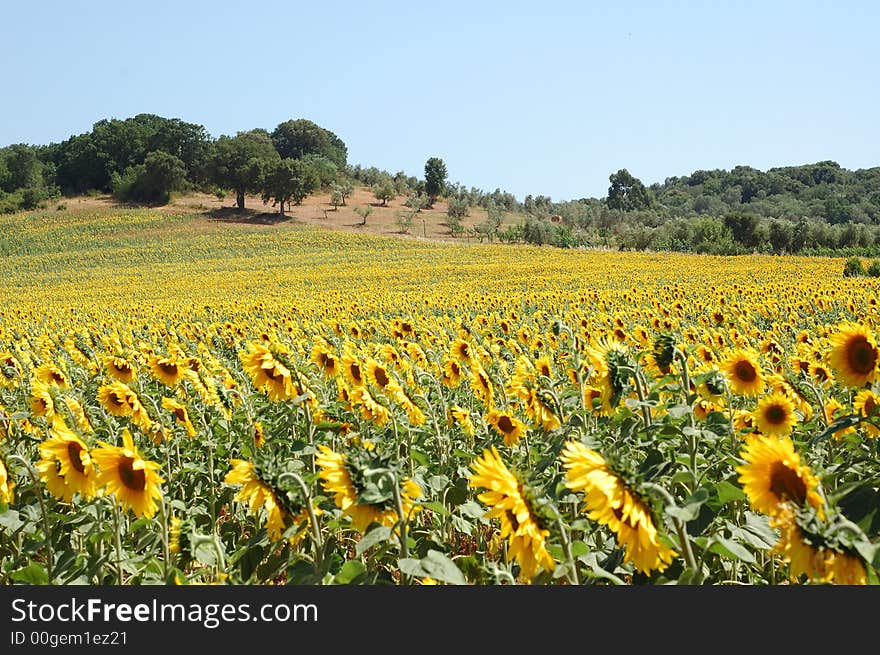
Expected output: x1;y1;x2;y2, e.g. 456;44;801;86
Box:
3;0;878;201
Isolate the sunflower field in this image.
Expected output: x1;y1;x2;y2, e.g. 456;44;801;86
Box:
1;206;880;586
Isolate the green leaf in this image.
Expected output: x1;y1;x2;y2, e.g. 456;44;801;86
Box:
709;537;756;563
666;404;692;419
397;557;426;578
334;560;367;584
427;475;450;491
714;480;746;505
666;488;709;522
570;540;590;558
355;525;391;556
0;509;24;532
421;501;450;517
458;500;486;519
11;564;49;585
415;550;467;585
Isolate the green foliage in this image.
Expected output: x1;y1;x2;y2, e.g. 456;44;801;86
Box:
424;157;447;206
208;130;280;209
867;260;880;277
372;179;396;206
607;169;652;211
353;204;373;226
112;150;187;205
447;196;469;219
270;119;347;169
394;209;415;234
260;158;320;215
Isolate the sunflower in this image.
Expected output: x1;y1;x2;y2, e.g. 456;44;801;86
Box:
736;434;824;519
36;418;97;502
469;364;494;408
253;421;266;447
29;380;56;419
827;322;878;388
340;350;366;389
468;447;555;582
751;391;798;438
349;386;390;427
808;362;834;387
853;389;880;437
92;429;164;518
147;354;187;387
772;510;867;585
34;362;70;389
161;397;197;438
365;358;399;395
441;359;464;388
224;459;288;541
721;349;765;396
64;397;94;433
450;338;475;364
823;398;856;441
560;440;677;575
103;355;137;383
0;455;15;504
486;408;528;447
96;381;153;429
0;352;21;388
97;380;136;418
310;340;339;378
448;404;475;438
239;342;295;401
315;445;421;534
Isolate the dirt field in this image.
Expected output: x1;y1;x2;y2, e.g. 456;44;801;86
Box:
57;186;521;244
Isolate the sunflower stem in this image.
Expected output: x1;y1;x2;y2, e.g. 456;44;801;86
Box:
158;495;170;579
555;514;580;585
111;501;125;585
385;471;410;584
8;454;54;584
633;368;653;428
278;471;323;570
641;481;699;577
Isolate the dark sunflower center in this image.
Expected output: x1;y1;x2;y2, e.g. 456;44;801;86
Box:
108;393;126;409
159;362;179;377
173;407;186;422
265;367;285;382
51;371;65;384
116;362;131;374
769;461;807;505
350;363;362;383
497;415;515;434
765;404;788;425
847;337;877;375
865;398;877;416
450;362;460;376
118;457;146;491
734;361;757;383
373;367;389;388
67;442;86;474
539;365;551;377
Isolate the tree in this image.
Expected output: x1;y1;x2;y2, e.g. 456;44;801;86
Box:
424;157;447;207
270;119;347;169
112;150;187;204
353;205;373;226
260;158;320;216
372;179;396;206
606;169;652;211
208;130;280;209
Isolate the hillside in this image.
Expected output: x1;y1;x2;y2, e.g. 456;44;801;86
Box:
43;186;526;245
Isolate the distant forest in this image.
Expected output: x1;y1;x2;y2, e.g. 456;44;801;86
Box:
2;113;879;256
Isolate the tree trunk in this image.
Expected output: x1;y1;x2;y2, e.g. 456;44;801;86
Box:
236;189;245;210
279;199;285;217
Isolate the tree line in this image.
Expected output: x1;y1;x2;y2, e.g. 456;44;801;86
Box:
2;114;879;255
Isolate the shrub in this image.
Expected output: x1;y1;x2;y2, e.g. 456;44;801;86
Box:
867;260;880;277
844;257;866;277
